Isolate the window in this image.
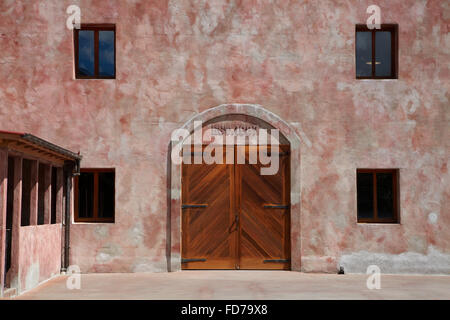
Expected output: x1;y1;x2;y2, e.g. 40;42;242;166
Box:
74;24;115;79
74;169;115;222
357;169;399;223
355;24;398;79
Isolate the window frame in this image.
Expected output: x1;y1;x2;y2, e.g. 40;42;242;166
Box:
355;24;398;79
356;169;399;224
74;24;116;79
74;168;115;223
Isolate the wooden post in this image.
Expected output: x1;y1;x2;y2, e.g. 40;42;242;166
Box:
44;164;51;224
9;156;22;291
56;167;63;224
0;148;8;296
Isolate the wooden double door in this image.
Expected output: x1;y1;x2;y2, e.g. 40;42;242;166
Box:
181;145;290;270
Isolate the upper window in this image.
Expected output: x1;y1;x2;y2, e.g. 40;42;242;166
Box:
355;24;398;79
74;169;115;223
74;24;115;79
357;169;399;223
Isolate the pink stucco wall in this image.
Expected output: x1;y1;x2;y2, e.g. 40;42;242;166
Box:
19;224;61;293
0;149;7;293
0;1;449;274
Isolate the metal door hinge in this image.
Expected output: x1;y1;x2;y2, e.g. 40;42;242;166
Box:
263;151;290;156
181;258;206;263
182;204;208;209
263;204;289;209
263;259;290;263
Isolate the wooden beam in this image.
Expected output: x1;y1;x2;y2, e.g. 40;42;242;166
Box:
0;148;8;295
56;167;63;224
44;164;51;224
10;141;68;161
7;145;65;166
9;156;22;291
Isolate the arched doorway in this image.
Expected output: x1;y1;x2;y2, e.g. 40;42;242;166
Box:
167;104;302;271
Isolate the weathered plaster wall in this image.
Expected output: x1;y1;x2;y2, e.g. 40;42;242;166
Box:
0;1;449;274
18;224;61;293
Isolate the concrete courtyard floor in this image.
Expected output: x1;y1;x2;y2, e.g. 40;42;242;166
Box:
13;271;450;300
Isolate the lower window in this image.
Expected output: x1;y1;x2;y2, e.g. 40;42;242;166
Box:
74;168;115;223
357;169;399;223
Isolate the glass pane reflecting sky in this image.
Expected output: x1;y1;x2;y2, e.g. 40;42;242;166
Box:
99;31;115;76
78;30;94;76
375;32;392;77
356;32;372;77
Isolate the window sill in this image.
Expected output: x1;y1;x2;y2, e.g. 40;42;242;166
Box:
74;77;116;80
72;221;115;224
72;221;115;225
356;78;398;81
356;222;401;225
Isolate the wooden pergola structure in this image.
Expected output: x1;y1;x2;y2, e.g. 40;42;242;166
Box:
0;130;81;297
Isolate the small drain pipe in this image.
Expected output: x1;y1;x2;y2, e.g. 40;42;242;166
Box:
61;160;79;273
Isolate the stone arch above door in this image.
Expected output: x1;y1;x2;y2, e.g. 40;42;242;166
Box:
167;103;302;271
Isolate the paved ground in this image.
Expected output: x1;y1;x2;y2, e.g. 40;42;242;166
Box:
13;271;450;300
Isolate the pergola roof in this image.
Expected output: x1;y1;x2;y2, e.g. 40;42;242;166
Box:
0;130;82;164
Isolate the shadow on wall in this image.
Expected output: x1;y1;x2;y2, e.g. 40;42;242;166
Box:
166;141;172;272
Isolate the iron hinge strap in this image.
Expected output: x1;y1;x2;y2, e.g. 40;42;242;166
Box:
181;258;207;263
263;205;289;209
182;204;208;209
263;259;290;263
263;151;290;156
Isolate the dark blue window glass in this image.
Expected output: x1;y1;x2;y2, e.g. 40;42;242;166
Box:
356;31;372;77
78;30;94;76
375;32;392;77
99;31;115;76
